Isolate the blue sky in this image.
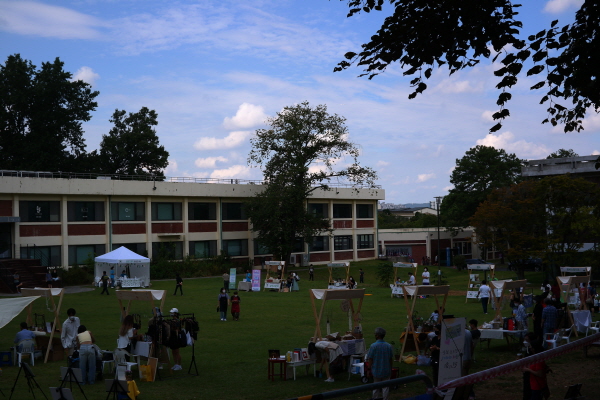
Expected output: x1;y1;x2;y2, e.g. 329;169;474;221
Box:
1;0;598;205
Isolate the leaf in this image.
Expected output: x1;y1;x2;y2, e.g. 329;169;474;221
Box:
530;81;545;90
540;95;549;104
497;92;512;106
527;65;544;76
344;52;357;60
532;50;548;62
490;123;502;133
551;20;559;28
424;68;432;79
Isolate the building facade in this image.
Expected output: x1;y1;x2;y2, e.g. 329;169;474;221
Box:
0;172;384;267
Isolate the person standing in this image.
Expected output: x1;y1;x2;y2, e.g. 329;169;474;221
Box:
100;271;110;295
118;315;141;353
174;273;183;296
514;298;528;331
541;298;557;349
61;308;80;355
309;265;315;281
476;280;491;314
523;343;549;400
222;272;230;292
231;291;241;321
110;267;115;288
76;325;96;385
217;289;230;321
366;327;394;400
429;324;442;386
168;308;183;371
359;268;364;283
422;267;430;285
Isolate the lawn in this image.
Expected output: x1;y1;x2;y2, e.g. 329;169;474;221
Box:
1;260;597;399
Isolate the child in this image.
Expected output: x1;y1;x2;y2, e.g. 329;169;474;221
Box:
231;291;241;321
118;370;140;400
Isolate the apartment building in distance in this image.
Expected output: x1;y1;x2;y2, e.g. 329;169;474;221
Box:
0;171;384;267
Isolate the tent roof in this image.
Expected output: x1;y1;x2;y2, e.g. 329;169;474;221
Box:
95;246;149;263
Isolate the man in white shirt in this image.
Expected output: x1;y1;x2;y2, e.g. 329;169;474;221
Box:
476;280;491;314
407;272;416;285
61;308;80;355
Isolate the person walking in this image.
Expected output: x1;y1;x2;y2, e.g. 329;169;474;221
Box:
217;288;230;321
174;273;183;296
359;268;364;283
366;327;394;400
222;272;230;292
100;271;110;295
309;265;315;281
231;291;241;321
476;280;491;314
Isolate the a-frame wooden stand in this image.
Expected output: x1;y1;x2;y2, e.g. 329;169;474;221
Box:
309;289;365;341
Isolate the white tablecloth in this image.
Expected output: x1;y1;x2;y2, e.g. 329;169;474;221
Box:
337;339;365;356
571;310;591;333
479;329;527;340
238;281;252;291
131;341;151;357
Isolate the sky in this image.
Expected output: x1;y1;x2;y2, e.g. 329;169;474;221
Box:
1;0;598;205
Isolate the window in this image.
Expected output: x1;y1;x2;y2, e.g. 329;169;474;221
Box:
333;204;352;218
112;243;147;256
152;241;183;260
151;202;182;221
189;241;218;258
19;201;60;222
67;201;105;221
357;234;374;249
21;245;61;266
308;203;328;218
356;204;374;218
68;244;106;265
222;203;246;220
188;202;217;220
310;236;330;252
111;202;145;221
254;241;271;255
222;239;248;256
334;235;353;250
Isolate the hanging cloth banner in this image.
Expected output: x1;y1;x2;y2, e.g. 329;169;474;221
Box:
252;269;261;292
0;296;40;329
229;268;237;290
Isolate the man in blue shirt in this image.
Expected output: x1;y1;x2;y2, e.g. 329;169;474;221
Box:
366;327;394;400
14;322;36;350
541;298;557;349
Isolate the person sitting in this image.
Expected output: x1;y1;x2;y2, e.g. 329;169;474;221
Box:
407;272;416;285
14;322;36;348
347;276;357;289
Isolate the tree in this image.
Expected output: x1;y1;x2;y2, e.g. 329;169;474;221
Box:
246;101;377;262
470;180;546;279
546;149;579;159
441;145;523;228
99;107;169;176
0;54;99;171
334;1;600;133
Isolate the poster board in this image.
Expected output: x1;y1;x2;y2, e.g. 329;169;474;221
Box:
560;266;591;277
309;289;365;341
264;261;285;292
399;285;450;362
465;264;495;302
20;287;65;363
437;318;466;386
116;290;166;319
327;262;350;286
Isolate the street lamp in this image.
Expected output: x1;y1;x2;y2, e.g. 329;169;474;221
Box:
434;196;443;285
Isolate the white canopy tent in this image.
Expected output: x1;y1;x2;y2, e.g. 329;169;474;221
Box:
95;246;150;287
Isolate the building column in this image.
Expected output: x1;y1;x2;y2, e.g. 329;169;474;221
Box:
13;195;20;259
61;196;68;266
146;196;152;259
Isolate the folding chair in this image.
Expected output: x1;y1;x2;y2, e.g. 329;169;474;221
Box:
113;348;139;378
16;339;36;366
545;332;559;349
560;325;575;345
587;321;599;336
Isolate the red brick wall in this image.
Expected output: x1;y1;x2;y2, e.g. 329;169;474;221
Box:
0;200;12;216
68;224;105;236
222;222;248;232
188;222;218;232
357;250;375;259
310;253;331;263
112;224;146;235
334;251;354;261
20;225;61;236
152;223;183;233
356;220;374;228
333;220;353;229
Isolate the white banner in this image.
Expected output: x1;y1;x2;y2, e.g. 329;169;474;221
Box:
466;291;478;299
229;268;237;290
438;318;466;386
252;270;261;291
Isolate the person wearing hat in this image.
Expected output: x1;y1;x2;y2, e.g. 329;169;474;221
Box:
168;308;183;370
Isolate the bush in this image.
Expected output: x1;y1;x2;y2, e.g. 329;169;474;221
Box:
60;265;94;285
454;255;466;271
376;263;394;287
150;252;236;280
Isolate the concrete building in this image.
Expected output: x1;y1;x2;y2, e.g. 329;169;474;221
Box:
522;155;600;184
0;171;384;267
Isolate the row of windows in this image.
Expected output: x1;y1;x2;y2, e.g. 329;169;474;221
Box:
19;201;373;222
21;234;376;266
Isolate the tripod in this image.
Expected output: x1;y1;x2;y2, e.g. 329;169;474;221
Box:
180;313;199;376
9;362;48;400
59;357;87;400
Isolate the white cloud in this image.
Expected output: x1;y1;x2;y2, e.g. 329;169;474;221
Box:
417;173;435;183
72;66;100;86
194;156;228;168
0;1;105;39
544;0;584;14
210;165;252;179
583;112;600;131
481;110;495;122
223;103;267;130
377;161;390;167
164;159;178;175
476;131;550;158
592;150;600;156
193;131;251;150
443;186;453;192
434;79;483;94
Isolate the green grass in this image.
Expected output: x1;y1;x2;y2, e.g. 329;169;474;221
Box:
0;261;591;399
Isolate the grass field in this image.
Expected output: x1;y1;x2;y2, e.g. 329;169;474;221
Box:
1;260;597;400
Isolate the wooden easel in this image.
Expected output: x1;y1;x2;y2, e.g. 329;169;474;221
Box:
399;285;449;362
309;289;365;341
21;288;65;364
465;264;495;303
557;275;590;337
263;261;285;292
491;280;527;322
327;262;350;286
116;290;166;319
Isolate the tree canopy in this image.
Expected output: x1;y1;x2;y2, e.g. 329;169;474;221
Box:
0;54;99;172
99;107;169;176
441;145;523;229
245;101;377;262
335;0;600;133
546;148;579;159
